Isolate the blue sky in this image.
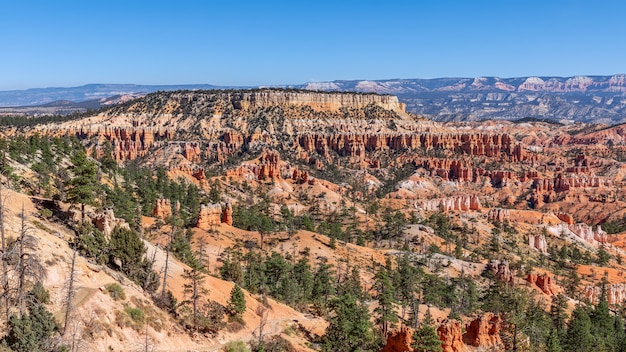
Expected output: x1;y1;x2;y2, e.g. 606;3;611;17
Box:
0;0;624;90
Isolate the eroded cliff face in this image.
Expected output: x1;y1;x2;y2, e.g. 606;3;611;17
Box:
585;283;626;305
228;90;406;113
35;90;537;181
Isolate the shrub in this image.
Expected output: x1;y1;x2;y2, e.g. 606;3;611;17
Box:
105;283;126;301
125;307;145;324
222;340;250;352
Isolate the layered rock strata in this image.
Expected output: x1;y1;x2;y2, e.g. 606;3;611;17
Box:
416;195;481;212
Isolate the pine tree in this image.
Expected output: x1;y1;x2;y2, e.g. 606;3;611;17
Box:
394;254;417;323
374;266;397;337
312;257;335;310
66;151;99;223
545;328;563;352
227;285;246;322
565;305;593;352
322;293;375;352
182;256;207;330
293;255;314;304
591;277;615;351
2;304;58;352
549;293;568;334
411;309;442;352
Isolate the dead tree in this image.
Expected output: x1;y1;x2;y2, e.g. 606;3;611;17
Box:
0;181;9;321
63;244;79;336
14;203;45;315
253;302;270;350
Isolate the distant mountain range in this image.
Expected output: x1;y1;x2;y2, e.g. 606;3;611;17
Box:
2;76;626;123
0;83;242;107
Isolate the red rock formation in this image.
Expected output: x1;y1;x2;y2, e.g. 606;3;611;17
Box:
416;195;481;212
488;208;510;222
463;313;502;349
298;132;525;163
222;130;245;150
489;170;516;187
197;204;223;230
256;150;281;180
533;174;610;193
182;142;202;163
526;273;557;295
197;203;232;230
221;203;233;226
487;260;514;284
418;158;475;182
291;169;309;184
153;198;172;220
438;320;467;352
92;208;129;236
556;212;574;225
70;126;173;162
381;328;412;352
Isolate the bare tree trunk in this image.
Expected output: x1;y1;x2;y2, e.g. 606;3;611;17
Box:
143;248;157;292
63;244;78;336
160;225;175;299
411;297;420;329
255;303;269;349
191;269;198;329
17;204;27;315
0;182;9;321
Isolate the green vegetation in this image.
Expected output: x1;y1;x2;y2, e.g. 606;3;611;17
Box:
104;283;126;301
227;285;246;322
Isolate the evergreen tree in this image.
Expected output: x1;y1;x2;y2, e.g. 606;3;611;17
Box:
613;315;626;352
394;254;418;323
545;328;563;352
591;277;615;351
565;305;594;352
312;257;335;310
2;304;58;352
373;266;397;337
549;293;569;334
66;150;99;222
227;285;246;322
411;309;442;352
243;251;266;294
182;251;208;331
293;254;314;305
322;293;376;352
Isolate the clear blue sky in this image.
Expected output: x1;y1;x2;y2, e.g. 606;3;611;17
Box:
1;0;624;90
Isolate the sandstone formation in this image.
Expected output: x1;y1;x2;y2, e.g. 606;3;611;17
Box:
487;260;514;284
416;195;481;212
153;198;173;220
548;223;608;244
437;320;467;352
526;273;557;295
462;313;502;349
229;90;407;113
533;174;610;193
82;126;173;162
221;203;233;226
254;150;281;180
488;208;510;222
416;158;529;183
197;203;232;230
585;283;626;305
380;328;412;352
92;208;130;236
556;212;575;225
528;233;548;254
